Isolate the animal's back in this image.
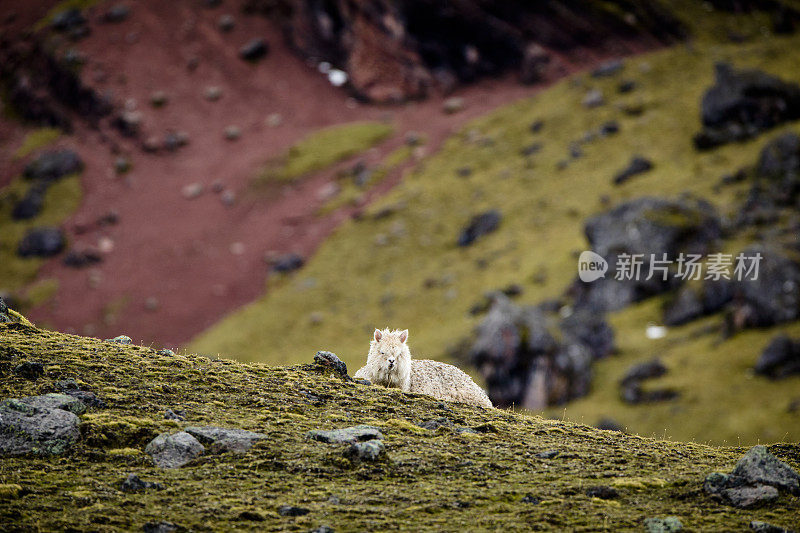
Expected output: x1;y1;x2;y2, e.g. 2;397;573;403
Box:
409;359;493;408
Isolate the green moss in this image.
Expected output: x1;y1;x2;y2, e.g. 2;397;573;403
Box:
1;325;799;530
192;30;800;445
257;121;394;184
0;174;82;294
0;484;22;500
14;128;62;159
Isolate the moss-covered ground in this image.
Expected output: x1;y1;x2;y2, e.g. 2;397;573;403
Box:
257;121;394;185
190;9;800;445
13;128;62;159
1;324;798;531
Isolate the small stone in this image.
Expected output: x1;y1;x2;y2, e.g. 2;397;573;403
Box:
443;97;465;114
750;520;795;533
418;418;452;430
145;297;159;311
185;426;267;454
145;432;204;468
182;183;204;199
157;349;175;356
521;494;540;504
535;450;559;459
582;88;605;108
599;121;620;136
457;210;501;247
310;527;334;533
345;439;385;461
114;156;131;174
585;485;618;499
271;253;304;273
618;80;637;93
150;91;168;108
529;120;544;133
278;505;309;517
313;351;348;378
521;142;542;156
220;190;236;206
613;156;654;185
120;474;163;492
17;227;65;258
592;59;624;78
307;425;383;445
164;409;185;421
217;14;235;32
644;517;683;533
142;136;161;153
266;113;282;127
13;361;44;380
102;4;130;23
223;125;241;140
108;335;132;344
239;39;269;62
204;86;222;101
142;521;181;533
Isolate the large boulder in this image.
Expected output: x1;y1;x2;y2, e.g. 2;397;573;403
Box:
573;197;721;312
0;397;81;456
184;426;267;454
754;335;800;379
739;133;800;227
145;432;205;468
694;63;800;150
470;294;613;408
17;227;65;258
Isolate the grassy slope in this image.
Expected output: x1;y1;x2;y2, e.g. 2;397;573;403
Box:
190;9;800;445
1;324;798;531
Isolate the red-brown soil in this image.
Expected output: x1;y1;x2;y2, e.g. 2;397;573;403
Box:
1;0;659;348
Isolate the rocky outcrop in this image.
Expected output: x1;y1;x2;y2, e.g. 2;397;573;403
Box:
249;0;685;102
0;395;84;456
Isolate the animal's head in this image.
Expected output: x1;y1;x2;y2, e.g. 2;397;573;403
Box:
368;328;411;374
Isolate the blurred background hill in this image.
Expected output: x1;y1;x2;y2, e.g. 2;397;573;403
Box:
2;0;800;445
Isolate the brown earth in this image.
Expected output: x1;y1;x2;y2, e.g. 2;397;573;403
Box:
1;0;661;348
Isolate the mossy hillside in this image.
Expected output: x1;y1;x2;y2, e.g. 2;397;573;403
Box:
0;173;82;294
190;28;800;445
1;325;799;531
257;121;394;184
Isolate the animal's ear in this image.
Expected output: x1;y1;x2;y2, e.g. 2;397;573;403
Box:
399;329;408;343
374;329;382;342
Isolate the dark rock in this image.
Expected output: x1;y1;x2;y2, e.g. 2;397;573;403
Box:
314;351;349;379
23;150;83;183
560;307;615;359
573;196;721;312
271;253;304;273
239;39;269;61
13;361;44;380
519;43;551;84
741;133;800;214
535;450;559;459
755;335;800;379
727;245;800;328
750;520;795;533
694;63;800;150
613;156;654;185
278;505;309;517
121;473;164;492
103;4;130;23
0;397;81;456
620;359;678;404
217;14;235;32
164;409;185;421
663;280;733;326
521;494;541;504
723;485;779;508
599;121;620;136
184;426;267;454
596;418;625;432
307;425;383;444
63;248;102;268
17;227;65;258
618;80;637;93
585;485;618;499
732;445;800;495
345;439;385;461
592;59;623;78
456;166;473;177
64;390;104;408
51;9;86;32
144;432;205;468
12;185;45;220
521;143;543;156
457;210;501;247
529;120;544;133
644;517;683;533
418;418;452;430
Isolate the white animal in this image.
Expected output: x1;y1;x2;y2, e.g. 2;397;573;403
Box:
354;328;493;408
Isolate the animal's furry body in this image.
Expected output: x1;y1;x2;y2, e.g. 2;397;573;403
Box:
354;328;493;408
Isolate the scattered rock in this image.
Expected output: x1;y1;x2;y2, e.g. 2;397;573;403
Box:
582;89;604;108
599;121;620;136
102;4;130;23
271;253;304;273
108;335;132;344
184;426;266;454
182;183;204;199
220;190;236;206
17;227;65;258
163;131;188;151
592;59;623;78
443;97;465;114
613;156;654;185
457;210;501;247
519;43;551;84
223;125;241;140
307;425;383;445
120;474;163;492
585;485;618;499
113;111;142;137
620;359;678;404
142;521;182;533
310;527;334;533
345;439;385;461
12;185;45;220
520;142;543;156
0;297;9;323
644;517;683;533
23;150;83;182
51;8;86;33
114;157;131;174
13;361;44;380
521;494;541;504
535;450;559;459
217;14;235;32
278;505;309;517
694;63;800;150
596;418;625;432
313;351;349;379
662;280;733;327
150;91;168;108
164;409;185;421
0;397;81;456
755;335;800;379
529;120;544;133
418;418;453;430
750;520;795;533
63;247;103;268
239;39;269;61
204;86;222;101
145;432;205;468
618;80;637;93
